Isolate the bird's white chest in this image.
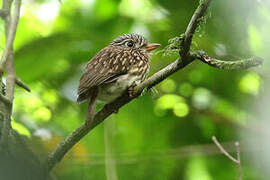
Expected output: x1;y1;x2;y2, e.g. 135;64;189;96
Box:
97;74;141;103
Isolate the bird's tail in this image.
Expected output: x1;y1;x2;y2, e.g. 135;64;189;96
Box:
86;89;98;124
77;92;88;103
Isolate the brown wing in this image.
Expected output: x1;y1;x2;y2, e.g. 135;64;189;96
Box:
77;46;128;102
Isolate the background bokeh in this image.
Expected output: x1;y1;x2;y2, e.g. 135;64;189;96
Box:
2;0;270;179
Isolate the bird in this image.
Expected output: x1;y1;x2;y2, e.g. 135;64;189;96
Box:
77;33;160;124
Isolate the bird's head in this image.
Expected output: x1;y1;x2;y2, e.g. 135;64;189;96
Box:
110;34;161;54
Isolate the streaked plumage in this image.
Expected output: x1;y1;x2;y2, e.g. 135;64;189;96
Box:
77;34;160;104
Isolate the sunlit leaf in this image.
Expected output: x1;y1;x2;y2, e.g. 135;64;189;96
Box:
192;88;212;109
33;107;52;122
160;78;176;93
173;102;189;117
185;156;213;180
179;82;193;97
11;121;31;137
248;25;263;54
239;72;260;95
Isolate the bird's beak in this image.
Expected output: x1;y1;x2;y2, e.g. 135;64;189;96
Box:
146;43;161;52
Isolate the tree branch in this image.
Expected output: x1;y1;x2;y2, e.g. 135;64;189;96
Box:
212;136;239;164
45;0;262;173
15;77;31;92
212;136;242;180
0;93;11;106
0;0;22;148
235;141;242;180
196;50;263;70
180;0;212;58
0;9;8;19
0;0;21;74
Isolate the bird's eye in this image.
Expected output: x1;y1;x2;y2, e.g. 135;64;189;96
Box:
126;41;134;47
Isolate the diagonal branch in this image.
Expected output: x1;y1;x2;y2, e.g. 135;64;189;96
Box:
180;0;212;58
212;136;239;164
44;0;262;173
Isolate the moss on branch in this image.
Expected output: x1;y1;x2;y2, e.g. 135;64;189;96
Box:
196;51;263;70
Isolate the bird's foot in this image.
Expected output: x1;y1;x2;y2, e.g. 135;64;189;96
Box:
128;85;136;98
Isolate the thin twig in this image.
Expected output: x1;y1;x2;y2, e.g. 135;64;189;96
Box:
61;141;256;165
15;77;31;92
196;50;263;70
235;142;242;180
212;136;242;180
212;136;239;164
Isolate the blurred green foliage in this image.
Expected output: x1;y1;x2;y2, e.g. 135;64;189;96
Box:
2;0;269;179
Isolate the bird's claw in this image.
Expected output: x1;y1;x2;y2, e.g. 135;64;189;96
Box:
128;85;136;98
